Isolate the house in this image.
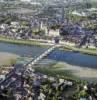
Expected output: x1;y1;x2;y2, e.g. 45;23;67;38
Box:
11;21;20;28
48;29;60;37
0;24;8;29
0;75;5;80
80;98;87;100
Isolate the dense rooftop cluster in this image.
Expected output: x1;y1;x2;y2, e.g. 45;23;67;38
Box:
0;67;97;100
0;13;97;49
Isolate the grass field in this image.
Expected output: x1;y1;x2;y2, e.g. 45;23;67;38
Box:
61;45;97;56
0;36;49;47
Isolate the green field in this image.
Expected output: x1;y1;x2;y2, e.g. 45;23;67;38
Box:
61;45;97;56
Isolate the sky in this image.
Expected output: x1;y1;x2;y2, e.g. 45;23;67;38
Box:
0;0;96;3
20;0;96;2
21;0;31;2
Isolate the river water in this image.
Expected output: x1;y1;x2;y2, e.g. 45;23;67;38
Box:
0;42;48;58
0;42;97;68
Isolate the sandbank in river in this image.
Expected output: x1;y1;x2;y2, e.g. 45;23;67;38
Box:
0;52;19;66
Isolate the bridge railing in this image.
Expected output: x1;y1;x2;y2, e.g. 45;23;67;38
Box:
26;45;58;68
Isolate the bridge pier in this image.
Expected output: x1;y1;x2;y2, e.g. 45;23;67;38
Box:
26;45;59;69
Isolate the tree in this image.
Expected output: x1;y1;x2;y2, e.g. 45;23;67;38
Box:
50;24;61;30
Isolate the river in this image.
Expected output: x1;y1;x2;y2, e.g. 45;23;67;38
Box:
0;42;97;68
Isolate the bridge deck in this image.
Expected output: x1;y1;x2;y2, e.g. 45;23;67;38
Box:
26;45;59;69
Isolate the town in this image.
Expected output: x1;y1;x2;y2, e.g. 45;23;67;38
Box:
0;0;97;100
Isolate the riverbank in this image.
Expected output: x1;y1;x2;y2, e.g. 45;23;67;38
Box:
61;45;97;56
0;36;97;56
0;36;50;47
35;61;97;82
0;52;19;66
